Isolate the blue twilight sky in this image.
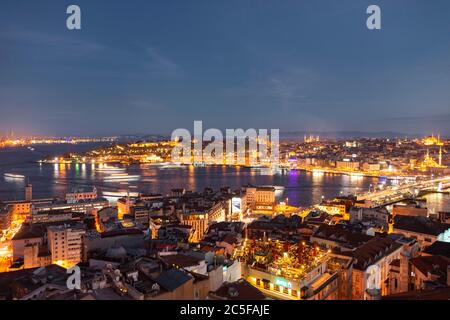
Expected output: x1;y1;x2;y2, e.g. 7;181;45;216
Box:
1;0;450;136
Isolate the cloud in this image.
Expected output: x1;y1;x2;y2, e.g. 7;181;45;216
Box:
224;66;318;113
129;98;166;112
144;47;183;78
385;113;450;122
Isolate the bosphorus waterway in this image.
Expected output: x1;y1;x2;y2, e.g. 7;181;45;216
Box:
1;143;449;211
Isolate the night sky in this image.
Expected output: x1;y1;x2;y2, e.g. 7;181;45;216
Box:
1;0;450;136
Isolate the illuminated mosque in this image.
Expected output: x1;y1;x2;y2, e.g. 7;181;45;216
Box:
422;133;444;146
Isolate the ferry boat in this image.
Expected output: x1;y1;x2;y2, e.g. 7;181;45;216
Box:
160;162;185;169
103;173;140;182
96;165;126;173
4;173;25;179
102;190;140;198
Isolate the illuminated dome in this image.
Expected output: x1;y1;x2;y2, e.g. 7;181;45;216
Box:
422;134;444;146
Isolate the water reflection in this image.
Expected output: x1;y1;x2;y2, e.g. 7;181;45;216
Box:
4;158;449;208
424;193;450;213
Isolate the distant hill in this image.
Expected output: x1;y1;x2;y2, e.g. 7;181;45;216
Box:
280;131;419;140
116;134;170;142
114;131;428;142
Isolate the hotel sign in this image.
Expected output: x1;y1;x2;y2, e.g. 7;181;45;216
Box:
275;278;292;289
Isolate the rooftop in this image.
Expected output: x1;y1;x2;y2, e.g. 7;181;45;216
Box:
343;237;402;271
160;254;203;269
423;241;450;259
394;215;450;236
312;224;373;249
155;268;192;292
210;279;266;300
410;255;450;284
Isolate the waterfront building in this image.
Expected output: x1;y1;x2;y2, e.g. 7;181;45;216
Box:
4;194;55;219
5;201;32;217
66;186;97;203
392;203;428;217
362;162;381;171
336;160;360;171
28;209;73;224
316;201;347;216
32;198;109;215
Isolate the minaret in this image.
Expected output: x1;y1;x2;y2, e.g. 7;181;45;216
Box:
439;146;442;166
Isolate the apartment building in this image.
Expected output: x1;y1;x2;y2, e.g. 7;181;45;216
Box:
47;224;86;265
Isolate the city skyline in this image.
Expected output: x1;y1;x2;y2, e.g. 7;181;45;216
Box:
2;0;450;304
1;0;450;136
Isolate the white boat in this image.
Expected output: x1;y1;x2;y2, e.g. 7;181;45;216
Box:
103;173;140;182
4;173;25;179
160;162;185;169
96;165;125;172
102;190;140;198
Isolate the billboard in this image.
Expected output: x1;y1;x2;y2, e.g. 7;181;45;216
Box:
232;197;242;214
